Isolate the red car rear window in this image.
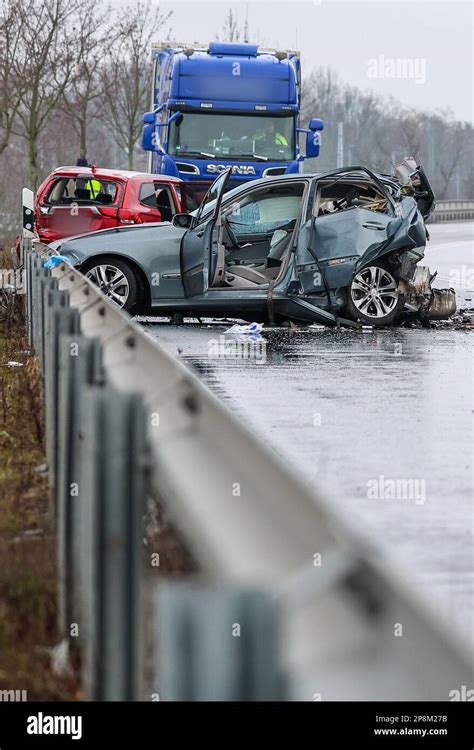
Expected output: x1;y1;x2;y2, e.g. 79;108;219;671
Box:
44;177;120;206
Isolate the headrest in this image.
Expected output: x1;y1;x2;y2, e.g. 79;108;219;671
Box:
75;188;90;200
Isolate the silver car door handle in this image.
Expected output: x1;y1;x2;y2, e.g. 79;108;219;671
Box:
196;230;205;238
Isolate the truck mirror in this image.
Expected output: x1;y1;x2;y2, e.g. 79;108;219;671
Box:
309;118;324;132
167;110;182;125
143;111;155;124
142;123;155;152
306;130;321;159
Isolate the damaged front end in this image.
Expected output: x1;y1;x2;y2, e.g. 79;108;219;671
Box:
399;265;457;321
391;157;456;322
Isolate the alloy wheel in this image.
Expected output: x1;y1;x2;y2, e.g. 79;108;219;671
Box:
350;265;399;319
85;264;130;307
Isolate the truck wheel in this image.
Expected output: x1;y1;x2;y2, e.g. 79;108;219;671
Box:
82;257;143;314
346;263;405;326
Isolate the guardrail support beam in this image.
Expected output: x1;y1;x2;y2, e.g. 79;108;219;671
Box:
154;584;283;701
78;386;148;701
56;334;104;634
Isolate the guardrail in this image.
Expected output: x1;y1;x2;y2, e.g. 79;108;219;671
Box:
430;200;474;223
23;230;473;702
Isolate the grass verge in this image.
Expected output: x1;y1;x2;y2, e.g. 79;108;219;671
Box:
0;287;78;700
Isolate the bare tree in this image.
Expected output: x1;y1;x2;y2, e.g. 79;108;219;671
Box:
102;1;171;170
60;2;115;161
216;8;245;43
12;0;87;187
438;121;467;198
398;107;425;158
0;0;25;155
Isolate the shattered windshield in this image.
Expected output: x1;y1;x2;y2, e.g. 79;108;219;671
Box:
169;112;295;162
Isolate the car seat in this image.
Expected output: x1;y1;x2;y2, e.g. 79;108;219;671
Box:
224;227;294;288
75;188;91;200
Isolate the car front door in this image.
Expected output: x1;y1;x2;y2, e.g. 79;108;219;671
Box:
180;168;231;297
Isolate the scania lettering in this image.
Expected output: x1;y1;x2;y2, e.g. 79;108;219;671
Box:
142;42;324;199
207;164;257;175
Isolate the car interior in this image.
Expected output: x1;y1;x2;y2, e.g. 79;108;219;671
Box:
44;177;119;205
210;182;305;289
139;182;174;221
314;178;388;216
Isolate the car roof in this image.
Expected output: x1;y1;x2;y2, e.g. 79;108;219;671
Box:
259;170;387;182
51;166;182;183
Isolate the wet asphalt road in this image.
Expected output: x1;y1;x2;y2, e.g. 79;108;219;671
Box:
142;221;473;645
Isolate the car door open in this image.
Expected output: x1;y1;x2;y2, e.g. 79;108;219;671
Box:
180;168;232;297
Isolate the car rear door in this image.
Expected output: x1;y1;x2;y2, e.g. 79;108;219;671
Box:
180;168;231;297
297;171;395;294
134;180;178;223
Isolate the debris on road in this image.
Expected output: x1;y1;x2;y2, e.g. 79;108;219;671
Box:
225;322;264;341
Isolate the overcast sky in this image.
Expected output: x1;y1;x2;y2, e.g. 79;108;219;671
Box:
138;0;473;122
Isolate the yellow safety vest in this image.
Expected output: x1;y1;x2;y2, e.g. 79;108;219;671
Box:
85;178;101;198
254;130;288;146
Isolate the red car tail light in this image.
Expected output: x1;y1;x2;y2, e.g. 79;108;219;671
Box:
117;208;144;224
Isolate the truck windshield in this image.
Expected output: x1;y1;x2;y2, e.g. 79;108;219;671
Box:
169;113;294;162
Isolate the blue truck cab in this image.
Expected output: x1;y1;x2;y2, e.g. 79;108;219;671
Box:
142;42;323;200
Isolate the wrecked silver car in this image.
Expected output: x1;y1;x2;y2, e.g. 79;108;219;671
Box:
55;156;456;326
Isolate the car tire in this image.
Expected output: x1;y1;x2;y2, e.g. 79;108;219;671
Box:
81;256;144;314
346;262;405;326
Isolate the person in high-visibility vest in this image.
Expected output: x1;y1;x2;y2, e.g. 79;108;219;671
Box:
84;177;102;198
254;120;288;148
75;158;102;198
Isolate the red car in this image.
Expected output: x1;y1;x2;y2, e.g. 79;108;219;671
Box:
34;166;186;243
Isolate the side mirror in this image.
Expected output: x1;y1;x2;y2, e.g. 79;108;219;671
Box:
143;111;155;124
306;130;321;159
142;122;155;152
172;213;194;229
309;118;324;132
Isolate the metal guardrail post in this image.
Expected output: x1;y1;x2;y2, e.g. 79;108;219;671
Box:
56;334;104;635
43;288;79;497
78;385;148;701
31;260;55;372
154;584;283;701
25;246;33;347
31;258;47;355
21;238;32;327
39;278;58;374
